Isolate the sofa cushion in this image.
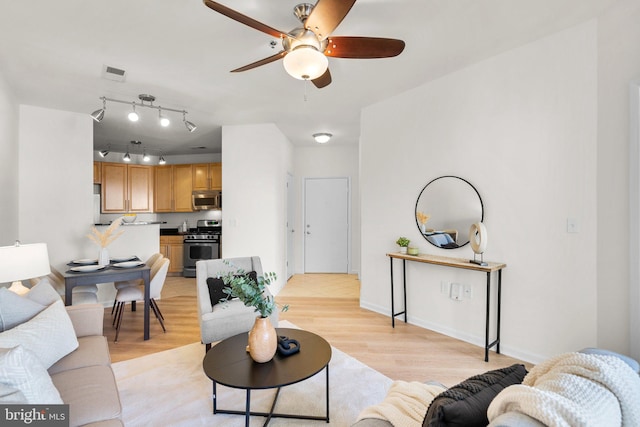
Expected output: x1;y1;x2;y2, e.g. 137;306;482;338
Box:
48;335;112;375
0;300;79;368
51;365;122;427
0;345;63;404
206;271;257;306
423;364;527;427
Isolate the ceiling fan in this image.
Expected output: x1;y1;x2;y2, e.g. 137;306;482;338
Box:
203;0;405;88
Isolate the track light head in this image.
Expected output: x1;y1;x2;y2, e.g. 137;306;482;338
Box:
98;149;109;158
142;150;150;162
158;156;166;165
159;109;170;127
182;110;197;132
123;152;131;162
128;103;139;122
91;98;106;122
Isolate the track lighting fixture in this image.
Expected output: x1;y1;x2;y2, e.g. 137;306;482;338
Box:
183;111;197;132
98;149;109;158
313;132;332;144
128;103;139;122
142;149;150;162
158;156;166;165
159;109;170;127
123;152;131;162
91;98;106;122
90;94;196;132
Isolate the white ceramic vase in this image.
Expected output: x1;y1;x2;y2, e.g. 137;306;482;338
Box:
98;247;110;267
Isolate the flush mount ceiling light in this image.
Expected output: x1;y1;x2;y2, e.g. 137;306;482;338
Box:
90;94;196;132
313;132;332;144
91;98;106;122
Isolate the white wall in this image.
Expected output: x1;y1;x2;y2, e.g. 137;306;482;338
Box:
596;0;640;361
221;124;293;295
360;21;598;363
293;145;360;275
0;70;19;246
18;105;95;272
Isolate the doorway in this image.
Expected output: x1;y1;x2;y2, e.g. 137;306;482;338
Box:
286;173;295;280
304;177;349;273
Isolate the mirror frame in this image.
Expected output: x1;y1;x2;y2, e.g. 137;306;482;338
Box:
415;175;484;249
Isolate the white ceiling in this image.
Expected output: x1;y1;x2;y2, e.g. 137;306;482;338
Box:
0;0;615;156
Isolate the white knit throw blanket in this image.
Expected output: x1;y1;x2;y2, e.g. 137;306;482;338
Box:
357;381;446;427
487;352;640;427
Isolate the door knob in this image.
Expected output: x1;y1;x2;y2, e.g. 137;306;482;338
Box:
306;231;311;234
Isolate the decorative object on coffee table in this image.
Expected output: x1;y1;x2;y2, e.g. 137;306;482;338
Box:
220;265;288;363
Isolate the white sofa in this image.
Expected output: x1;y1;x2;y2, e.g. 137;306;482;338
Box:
0;283;122;427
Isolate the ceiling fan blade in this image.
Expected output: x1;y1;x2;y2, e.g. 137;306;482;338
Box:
324;36;405;59
304;0;356;40
203;0;287;39
312;68;332;88
230;51;287;73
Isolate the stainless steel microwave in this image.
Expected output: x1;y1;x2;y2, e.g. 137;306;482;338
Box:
192;190;221;211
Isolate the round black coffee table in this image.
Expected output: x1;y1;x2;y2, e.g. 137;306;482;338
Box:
202;327;332;426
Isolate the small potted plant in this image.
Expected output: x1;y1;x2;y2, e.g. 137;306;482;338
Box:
396;237;410;254
220;266;288;363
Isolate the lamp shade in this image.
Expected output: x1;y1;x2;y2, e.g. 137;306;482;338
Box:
283;46;328;80
0;242;51;283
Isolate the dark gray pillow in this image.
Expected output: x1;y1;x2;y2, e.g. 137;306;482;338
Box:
423;364;527;427
206;271;257;306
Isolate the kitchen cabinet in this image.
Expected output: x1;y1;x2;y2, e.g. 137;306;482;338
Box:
155;164;193;212
160;235;184;274
93;162;101;184
101;163;154;213
193;162;222;191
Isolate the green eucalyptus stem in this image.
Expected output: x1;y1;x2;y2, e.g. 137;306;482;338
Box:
219;264;288;318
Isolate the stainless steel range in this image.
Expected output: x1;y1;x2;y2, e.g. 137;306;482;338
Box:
183;219;221;277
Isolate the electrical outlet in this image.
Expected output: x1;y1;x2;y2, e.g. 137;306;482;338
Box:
440;281;450;294
450;283;463;301
463;284;473;299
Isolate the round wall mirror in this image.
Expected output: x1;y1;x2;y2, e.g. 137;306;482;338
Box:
415;176;484;249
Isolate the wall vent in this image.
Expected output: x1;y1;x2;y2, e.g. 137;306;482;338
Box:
102;65;126;82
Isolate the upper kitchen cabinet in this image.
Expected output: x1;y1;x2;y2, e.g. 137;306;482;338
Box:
193;163;222;191
155;164;193;212
101;163;154;213
93;162;101;184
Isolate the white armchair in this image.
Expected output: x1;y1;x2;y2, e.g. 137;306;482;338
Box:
195;256;278;351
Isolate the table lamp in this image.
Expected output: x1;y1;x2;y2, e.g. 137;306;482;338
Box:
0;241;51;295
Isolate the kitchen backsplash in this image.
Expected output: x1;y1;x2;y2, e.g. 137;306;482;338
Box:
98;211;222;229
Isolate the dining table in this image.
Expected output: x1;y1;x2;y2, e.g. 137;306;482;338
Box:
62;258;152;340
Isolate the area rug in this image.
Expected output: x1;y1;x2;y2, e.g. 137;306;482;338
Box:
112;321;392;426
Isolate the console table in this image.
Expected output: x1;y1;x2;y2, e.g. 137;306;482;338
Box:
387;252;506;362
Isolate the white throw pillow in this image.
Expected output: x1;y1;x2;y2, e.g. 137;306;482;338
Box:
25;279;62;306
0;300;78;368
0;346;63;404
0;288;46;332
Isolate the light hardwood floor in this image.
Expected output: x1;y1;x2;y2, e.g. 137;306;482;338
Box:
105;274;530;386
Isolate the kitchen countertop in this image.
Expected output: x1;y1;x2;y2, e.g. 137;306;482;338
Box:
94;221;166;226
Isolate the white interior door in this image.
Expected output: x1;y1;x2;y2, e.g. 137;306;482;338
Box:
286;173;295;280
304;177;349;273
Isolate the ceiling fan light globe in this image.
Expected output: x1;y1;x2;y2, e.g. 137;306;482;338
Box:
283;46;328;81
